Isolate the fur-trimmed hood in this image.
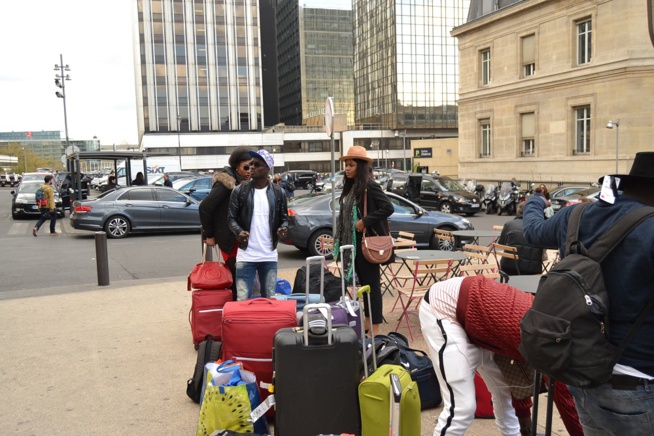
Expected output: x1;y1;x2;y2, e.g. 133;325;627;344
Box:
213;169;236;190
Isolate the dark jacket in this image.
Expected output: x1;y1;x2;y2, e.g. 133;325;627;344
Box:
523;194;654;376
199;168;238;252
356;179;395;264
227;180;288;251
497;216;543;275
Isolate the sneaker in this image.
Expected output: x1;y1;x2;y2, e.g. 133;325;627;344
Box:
50;232;61;236
33;228;38;237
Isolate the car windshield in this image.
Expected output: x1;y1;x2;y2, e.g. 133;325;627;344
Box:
19;181;42;194
500;182;514;195
438;176;466;191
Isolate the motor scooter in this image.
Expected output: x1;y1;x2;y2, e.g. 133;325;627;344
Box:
497;181;520;216
483;183;497;215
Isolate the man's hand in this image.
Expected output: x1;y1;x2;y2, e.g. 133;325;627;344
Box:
205;237;216;246
238;231;250;242
277;227;288;238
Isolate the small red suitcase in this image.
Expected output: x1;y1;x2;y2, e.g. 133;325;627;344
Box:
189;289;232;348
222;299;297;406
474;372;495;418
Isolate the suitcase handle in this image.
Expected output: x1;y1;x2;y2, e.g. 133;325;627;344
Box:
245;298;274;305
305;255;325;301
302;303;332;346
357;285;377;377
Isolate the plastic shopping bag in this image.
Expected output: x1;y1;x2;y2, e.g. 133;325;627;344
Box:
196;362;268;435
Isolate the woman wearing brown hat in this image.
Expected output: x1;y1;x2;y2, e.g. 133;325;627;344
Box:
333;145;394;336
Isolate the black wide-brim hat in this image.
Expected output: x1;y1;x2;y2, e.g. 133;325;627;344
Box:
598;151;654;186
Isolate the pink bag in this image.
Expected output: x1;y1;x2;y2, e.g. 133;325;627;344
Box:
187;244;233;291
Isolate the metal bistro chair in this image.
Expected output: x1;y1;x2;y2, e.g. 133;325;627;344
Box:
460;243;493;268
490;242;521;275
381;232;416;297
318;236;341;277
395;258;453;341
458;262;500;279
434;228;456;251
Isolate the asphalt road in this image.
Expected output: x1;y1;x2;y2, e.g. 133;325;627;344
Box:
0;187;514;296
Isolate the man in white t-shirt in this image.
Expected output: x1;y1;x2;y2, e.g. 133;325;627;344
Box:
227;149;288;300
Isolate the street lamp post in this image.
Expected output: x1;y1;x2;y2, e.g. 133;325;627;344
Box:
54;54;71;171
177;115;182;169
606;120;620;173
394;130;407;171
22;147;27;173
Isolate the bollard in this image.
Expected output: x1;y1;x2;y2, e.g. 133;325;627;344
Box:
95;231;110;286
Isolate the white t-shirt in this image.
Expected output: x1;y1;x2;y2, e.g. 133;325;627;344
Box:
237;187;277;262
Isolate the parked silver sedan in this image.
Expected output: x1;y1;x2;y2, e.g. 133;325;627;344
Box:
69;186;200;238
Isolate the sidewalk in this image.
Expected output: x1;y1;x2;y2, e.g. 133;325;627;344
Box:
0;268;569;435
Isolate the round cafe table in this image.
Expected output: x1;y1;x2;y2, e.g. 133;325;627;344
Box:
451;229;501;247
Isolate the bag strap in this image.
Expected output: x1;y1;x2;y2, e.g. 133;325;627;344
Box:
202;243;223;264
612;297;654;366
564;202;592;256
586;206;654;263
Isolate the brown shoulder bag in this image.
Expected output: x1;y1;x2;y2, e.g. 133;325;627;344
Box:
361;188;394;264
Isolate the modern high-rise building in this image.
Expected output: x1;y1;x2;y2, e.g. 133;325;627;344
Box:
0;131;100;162
353;0;470;131
275;0;354;126
134;0;264;140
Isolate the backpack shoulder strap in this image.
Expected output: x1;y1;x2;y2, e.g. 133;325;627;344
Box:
564;202;592;256
587;206;654;262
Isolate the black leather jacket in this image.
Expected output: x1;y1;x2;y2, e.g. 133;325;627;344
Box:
227;180;288;250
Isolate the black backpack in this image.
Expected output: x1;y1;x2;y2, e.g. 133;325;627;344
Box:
186;335;222;403
519;203;654;388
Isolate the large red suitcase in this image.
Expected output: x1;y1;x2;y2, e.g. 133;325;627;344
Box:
474;372;495;418
189;289;232;348
222;299;297;405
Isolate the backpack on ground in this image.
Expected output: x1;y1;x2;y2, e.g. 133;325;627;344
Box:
519;203;654;388
35;187;47;208
292;263;342;303
186;335;222;403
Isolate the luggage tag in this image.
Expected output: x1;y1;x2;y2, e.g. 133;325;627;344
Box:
599;175;619;205
250;394;275;422
344;298;357;317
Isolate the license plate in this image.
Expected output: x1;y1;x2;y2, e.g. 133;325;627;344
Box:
471;204;480;208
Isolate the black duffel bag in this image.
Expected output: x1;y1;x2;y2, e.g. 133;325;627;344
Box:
386;331;442;409
292;263;342;303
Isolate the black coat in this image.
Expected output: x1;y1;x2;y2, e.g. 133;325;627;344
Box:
198;168;238;253
356;179;395;265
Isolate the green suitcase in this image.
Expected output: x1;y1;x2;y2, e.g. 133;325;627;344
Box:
358;364;421;436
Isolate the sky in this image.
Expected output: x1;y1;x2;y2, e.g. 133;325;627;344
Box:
0;0;138;146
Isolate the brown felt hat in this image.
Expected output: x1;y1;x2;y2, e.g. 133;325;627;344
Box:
339;145;372;162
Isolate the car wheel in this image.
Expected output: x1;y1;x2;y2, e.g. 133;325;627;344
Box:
105;216;131;239
497;207;502;216
308;229;333;259
439;201;452;214
433;227;456;251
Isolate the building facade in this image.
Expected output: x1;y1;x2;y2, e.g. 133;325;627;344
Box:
353;0;469;131
276;0;355;126
133;0;264;139
453;0;654;183
0;131;100;163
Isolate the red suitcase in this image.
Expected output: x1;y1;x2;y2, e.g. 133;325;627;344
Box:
222;299;297;405
189;289;232;348
474;372;495;419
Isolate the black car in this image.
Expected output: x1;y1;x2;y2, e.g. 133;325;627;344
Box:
282;191;474;257
55;172;90;209
281;170;321;191
389;174;482;216
11;180;65;219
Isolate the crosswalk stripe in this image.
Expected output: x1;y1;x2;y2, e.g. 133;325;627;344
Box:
8;222;29;235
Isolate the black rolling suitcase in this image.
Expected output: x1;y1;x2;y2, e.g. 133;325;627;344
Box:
273;303;361;436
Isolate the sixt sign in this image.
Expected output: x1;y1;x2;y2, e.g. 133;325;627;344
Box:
414;148;433;158
147;165;166;174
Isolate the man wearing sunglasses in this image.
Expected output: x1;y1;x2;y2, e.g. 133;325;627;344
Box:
228;149;288;300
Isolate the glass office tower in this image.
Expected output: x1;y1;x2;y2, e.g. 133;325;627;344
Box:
134;0;263;138
276;0;354;126
353;0;469;129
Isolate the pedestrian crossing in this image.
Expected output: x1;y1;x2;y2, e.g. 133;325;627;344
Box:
6;219;81;236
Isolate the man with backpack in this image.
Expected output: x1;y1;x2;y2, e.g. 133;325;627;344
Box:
523;152;654;435
33;174;59;236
